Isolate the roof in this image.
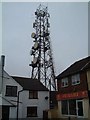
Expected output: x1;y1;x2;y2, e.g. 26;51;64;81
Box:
12;76;49;91
56;56;90;79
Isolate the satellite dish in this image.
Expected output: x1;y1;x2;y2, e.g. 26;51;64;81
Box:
33;57;38;64
31;32;36;38
34;42;39;50
40;32;44;37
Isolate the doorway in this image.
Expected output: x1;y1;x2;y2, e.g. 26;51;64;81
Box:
43;110;48;120
2;106;9;120
76;100;83;117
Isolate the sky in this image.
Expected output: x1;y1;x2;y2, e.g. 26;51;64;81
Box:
2;2;88;77
0;3;2;59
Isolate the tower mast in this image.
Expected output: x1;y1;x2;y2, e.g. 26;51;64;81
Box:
30;5;56;91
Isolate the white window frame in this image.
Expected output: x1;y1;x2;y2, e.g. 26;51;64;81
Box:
61;77;68;87
29;91;38;99
61;99;84;117
72;74;80;85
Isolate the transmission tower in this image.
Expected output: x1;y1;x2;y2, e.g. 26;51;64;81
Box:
29;5;56;91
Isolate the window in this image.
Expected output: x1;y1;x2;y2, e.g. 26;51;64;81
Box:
72;74;80;85
61;77;68;87
61;100;68;114
5;86;17;97
27;107;37;117
29;91;38;99
61;100;80;116
69;100;76;115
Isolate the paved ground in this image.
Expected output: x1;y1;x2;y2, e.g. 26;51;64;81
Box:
8;118;89;120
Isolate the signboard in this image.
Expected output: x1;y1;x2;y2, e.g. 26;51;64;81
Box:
57;91;88;100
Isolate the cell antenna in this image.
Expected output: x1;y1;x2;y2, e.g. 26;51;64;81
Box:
29;4;56;91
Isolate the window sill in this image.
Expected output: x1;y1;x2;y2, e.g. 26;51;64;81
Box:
5;95;17;97
61;85;68;88
27;116;38;117
28;98;38;99
72;83;80;86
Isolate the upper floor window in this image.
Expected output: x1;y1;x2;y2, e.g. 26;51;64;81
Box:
29;91;38;99
5;85;17;97
72;74;80;85
61;77;68;87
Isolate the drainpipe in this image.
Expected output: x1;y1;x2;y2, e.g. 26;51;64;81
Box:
17;89;23;120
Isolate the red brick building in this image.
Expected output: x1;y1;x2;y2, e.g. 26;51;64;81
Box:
56;56;90;119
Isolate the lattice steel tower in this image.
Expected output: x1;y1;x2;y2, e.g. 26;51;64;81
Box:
30;5;56;91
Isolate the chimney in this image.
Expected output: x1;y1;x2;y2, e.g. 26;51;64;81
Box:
1;55;5;67
0;55;5;94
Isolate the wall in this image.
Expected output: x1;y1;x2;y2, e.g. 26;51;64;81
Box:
0;94;2;105
48;107;58;119
83;98;89;118
2;71;22;106
19;90;49;118
0;68;50;119
58;101;62;118
87;69;90;90
57;72;87;94
9;107;17;118
87;69;90;120
0;69;23;119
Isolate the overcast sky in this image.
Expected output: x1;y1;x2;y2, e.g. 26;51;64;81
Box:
2;2;88;77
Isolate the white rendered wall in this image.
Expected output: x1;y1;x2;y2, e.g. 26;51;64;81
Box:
2;71;22;106
0;69;23;119
9;107;17;118
0;67;49;119
83;98;89;118
19;90;49;118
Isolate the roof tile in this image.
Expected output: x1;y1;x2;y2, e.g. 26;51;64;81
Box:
12;76;49;91
56;56;90;79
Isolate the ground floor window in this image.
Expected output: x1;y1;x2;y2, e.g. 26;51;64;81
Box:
69;99;76;115
27;106;37;117
61;99;83;116
62;100;68;114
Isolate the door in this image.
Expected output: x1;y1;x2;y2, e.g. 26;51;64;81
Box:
2;106;9;120
76;100;83;117
43;110;48;120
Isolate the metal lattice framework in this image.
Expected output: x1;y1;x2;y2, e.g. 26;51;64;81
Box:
30;5;56;91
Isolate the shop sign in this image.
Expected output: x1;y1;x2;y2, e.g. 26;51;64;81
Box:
57;91;88;100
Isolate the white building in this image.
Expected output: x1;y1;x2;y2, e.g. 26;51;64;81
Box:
0;68;49;119
0;70;22;120
13;76;49;119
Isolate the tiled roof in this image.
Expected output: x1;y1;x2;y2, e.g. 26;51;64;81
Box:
12;76;49;91
56;56;90;79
